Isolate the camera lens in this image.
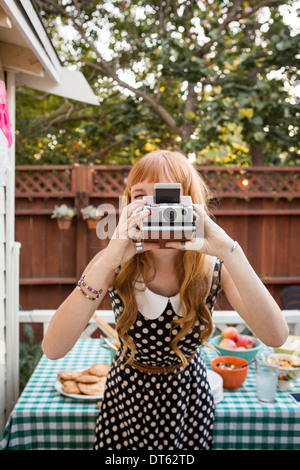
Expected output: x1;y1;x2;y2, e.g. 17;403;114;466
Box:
163;208;177;222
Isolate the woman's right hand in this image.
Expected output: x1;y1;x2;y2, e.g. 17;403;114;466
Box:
100;199;160;271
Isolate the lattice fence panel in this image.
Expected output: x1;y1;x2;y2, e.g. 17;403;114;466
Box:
15;166;75;197
91;167;128;196
15;165;300;199
198;168;300;198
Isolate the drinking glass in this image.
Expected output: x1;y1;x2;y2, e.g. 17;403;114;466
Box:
255;353;279;403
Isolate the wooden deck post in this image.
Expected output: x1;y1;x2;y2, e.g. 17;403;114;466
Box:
74;165;90;279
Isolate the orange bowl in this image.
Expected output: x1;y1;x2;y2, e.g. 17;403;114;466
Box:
210;356;249;390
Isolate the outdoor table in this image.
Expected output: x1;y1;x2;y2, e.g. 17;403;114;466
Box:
1;338;300;450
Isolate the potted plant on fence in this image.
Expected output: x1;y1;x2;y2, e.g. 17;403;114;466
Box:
51;204;77;230
81;205;104;229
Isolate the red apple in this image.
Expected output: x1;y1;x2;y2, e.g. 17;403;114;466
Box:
221;327;239;343
219;338;237;349
236;346;246;350
237;335;255;349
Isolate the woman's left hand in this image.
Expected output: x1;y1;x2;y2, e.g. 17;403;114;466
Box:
165;204;234;259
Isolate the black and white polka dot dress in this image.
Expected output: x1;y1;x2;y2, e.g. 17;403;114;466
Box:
94;259;222;451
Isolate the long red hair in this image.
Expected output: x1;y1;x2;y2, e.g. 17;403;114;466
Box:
115;150;214;367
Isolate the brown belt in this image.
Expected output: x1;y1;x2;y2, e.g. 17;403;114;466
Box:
127;349;198;374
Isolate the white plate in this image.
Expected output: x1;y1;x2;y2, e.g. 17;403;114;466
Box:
212;391;223;404
54;380;104;400
207;370;223;404
207;369;223;391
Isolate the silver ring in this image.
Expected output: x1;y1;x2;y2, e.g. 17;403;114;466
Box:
180;241;186;251
135;241;144;253
122;230;129;239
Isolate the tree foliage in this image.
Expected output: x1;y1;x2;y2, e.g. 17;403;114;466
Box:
16;0;299;165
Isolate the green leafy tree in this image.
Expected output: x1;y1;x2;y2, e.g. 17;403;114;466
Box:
19;0;299;165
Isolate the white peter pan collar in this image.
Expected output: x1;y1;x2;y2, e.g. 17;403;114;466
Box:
133;257;218;320
134;280;184;320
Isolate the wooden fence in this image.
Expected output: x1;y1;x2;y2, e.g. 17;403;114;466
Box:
15;165;300;317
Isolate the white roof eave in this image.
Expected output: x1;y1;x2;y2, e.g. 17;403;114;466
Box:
16;67;99;105
1;0;99;105
0;0;61;82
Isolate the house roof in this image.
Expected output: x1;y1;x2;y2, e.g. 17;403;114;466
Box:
0;0;99;105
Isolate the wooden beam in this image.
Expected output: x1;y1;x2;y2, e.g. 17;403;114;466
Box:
0;41;43;76
19;277;76;285
18;276;300;286
261;277;300;285
0;6;12;28
15;207;300;217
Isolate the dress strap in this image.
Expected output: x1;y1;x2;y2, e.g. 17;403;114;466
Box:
114;265;121;276
206;258;223;312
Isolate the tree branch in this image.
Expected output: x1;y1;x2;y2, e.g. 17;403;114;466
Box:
181;82;198;140
240;0;282;19
36;1;182;136
195;0;244;58
194;0;281;59
42;114;101;128
86;140;124;163
83;62;182;135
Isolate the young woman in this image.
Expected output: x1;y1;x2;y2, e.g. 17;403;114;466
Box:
42;150;289;450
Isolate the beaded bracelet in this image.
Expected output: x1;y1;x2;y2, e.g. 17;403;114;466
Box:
77;274;103;301
79;274;103;295
77;285;99;301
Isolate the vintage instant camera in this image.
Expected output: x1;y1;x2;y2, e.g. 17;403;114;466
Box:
141;183;196;242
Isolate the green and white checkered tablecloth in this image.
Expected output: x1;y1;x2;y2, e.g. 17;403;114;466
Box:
205;347;300;450
1;339;300;450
